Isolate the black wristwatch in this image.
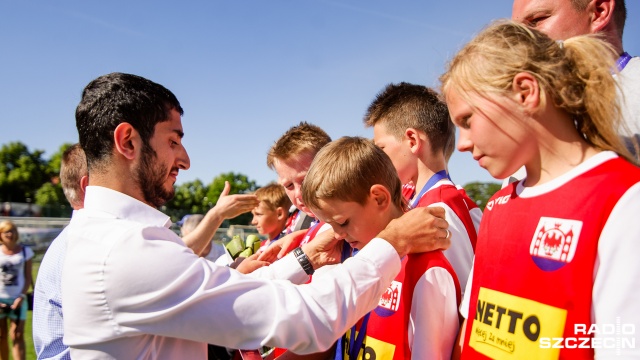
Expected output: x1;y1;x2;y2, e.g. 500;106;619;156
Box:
293;247;315;275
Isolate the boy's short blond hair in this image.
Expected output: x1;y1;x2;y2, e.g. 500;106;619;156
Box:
255;183;293;211
266;122;332;169
302;136;405;211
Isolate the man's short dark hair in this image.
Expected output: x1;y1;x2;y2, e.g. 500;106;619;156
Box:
75;72;183;171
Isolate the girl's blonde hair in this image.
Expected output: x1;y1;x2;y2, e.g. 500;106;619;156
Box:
440;20;636;164
0;220;19;243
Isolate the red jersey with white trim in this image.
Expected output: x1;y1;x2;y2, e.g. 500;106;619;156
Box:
462;153;640;359
414;181;478;294
341;251;460;359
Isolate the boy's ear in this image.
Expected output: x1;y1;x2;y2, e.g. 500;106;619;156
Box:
404;128;422;153
369;184;391;209
276;206;287;220
512;72;540;113
113;122;140;160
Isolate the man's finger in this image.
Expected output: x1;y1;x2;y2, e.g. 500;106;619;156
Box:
426;205;446;219
221;181;231;197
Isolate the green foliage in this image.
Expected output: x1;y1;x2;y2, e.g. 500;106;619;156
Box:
164;180;210;220
463;181;502;210
162;173;259;225
35;182;65;205
47;143;74;175
0;141;259;223
0;141;50;202
206;172;258;225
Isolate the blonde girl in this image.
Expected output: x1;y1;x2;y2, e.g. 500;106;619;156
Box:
0;220;33;360
442;20;640;359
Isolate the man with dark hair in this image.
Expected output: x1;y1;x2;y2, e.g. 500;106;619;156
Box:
34;140;257;359
62;72;451;359
512;0;638;157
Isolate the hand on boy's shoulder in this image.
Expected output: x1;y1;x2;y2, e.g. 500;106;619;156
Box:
378;206;450;258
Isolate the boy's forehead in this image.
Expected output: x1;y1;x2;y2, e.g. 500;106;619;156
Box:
373;123;402;143
274;152;315;177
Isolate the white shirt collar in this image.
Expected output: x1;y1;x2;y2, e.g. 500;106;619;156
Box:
82;186;172;228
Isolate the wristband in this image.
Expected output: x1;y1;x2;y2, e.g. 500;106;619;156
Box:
293;247;314;275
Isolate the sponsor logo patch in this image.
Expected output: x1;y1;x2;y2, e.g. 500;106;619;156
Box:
470;287;567;359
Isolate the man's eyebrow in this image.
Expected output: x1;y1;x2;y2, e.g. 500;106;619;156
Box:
173;129;184;138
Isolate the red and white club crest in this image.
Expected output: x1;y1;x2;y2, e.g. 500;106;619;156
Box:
530;217;582;264
378;280;402;312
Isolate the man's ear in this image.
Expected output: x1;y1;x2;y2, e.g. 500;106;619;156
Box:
80;175;89;193
113;122;139;160
369;184;391;209
512;72;540;113
589;0;614;33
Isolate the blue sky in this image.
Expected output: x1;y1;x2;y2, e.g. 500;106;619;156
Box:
2;1;639;188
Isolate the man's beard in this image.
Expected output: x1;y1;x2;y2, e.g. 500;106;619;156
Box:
136;145;175;208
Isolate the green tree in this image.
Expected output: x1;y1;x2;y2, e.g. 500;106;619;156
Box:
163;173;258;225
47;143;74;176
35;182;71;217
0;142;50;202
206;172;258;225
164;180;210;220
463;181;502;210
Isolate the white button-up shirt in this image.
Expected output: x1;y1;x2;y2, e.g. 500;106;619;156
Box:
62;186;401;359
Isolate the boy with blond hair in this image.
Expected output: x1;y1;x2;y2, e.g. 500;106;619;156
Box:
364;82;479;293
302;136;460;360
266;121;332;247
265;121;336;359
252;183;293;247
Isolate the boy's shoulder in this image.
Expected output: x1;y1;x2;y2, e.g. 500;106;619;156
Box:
415;181;472;209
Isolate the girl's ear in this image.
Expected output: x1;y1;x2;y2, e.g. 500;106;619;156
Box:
113;122;140;160
512;72;540;113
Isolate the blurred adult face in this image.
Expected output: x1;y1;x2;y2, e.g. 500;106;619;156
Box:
136;109;190;208
0;225;18;246
512;0;595;40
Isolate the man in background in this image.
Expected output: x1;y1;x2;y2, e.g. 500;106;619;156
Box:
506;0;638;183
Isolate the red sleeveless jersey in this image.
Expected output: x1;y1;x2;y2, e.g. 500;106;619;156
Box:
341;251;460;359
462;156;640;359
